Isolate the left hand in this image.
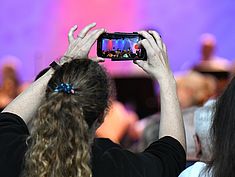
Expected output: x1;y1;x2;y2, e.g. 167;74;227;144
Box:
60;23;105;64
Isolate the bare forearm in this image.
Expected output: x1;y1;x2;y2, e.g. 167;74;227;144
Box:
2;68;54;124
158;76;186;150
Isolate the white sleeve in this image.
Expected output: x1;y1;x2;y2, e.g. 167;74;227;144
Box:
178;162;207;177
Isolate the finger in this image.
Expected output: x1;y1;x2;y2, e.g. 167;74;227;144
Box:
90;56;105;62
82;28;104;41
68;25;78;43
83;28;105;43
163;43;166;51
148;30;163;49
77;22;96;39
138;31;158;50
140;39;156;58
133;60;148;71
133;60;145;67
162;43;169;66
82;28;105;51
148;33;168;67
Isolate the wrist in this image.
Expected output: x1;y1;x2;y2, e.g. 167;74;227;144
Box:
49;61;61;70
58;56;72;65
153;72;176;85
158;76;177;90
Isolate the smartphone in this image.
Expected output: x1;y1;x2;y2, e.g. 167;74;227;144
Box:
97;32;147;60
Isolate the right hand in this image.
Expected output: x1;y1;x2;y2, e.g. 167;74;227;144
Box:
60;23;105;64
134;31;174;83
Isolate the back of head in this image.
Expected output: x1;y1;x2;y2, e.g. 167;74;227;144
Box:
206;76;235;177
176;71;216;108
194;99;215;162
23;59;111;177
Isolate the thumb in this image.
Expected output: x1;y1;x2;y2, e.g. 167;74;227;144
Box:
68;25;78;43
133;60;146;69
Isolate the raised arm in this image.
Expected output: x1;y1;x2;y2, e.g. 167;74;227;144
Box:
134;31;186;150
2;23;105;124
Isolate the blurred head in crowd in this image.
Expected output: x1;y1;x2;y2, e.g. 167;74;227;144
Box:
176;71;216;108
200;33;216;61
194;99;215;162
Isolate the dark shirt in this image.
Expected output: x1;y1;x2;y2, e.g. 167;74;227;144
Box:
0;112;186;177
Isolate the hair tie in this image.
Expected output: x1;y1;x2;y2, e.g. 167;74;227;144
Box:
54;83;75;94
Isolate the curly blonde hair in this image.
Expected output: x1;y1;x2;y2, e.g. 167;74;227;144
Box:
22;59;111;177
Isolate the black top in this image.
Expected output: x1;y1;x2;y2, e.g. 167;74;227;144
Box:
0;112;186;177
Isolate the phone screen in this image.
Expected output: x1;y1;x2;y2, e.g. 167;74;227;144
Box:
97;33;146;60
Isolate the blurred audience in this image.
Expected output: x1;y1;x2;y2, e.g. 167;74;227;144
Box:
121;34;231;165
193;33;231;96
131;98;215;168
0;55;22;111
179;75;235;177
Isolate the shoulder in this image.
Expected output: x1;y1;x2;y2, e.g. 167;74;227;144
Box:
0;112;29;152
0;112;29;134
93;138;121;154
145;136;186;161
0;112;29;176
145;136;186;174
92;136;186;177
179;162;207;177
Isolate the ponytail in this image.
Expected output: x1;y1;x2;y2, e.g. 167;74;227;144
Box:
22;93;93;177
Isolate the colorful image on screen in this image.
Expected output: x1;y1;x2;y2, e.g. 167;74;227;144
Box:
101;37;143;59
